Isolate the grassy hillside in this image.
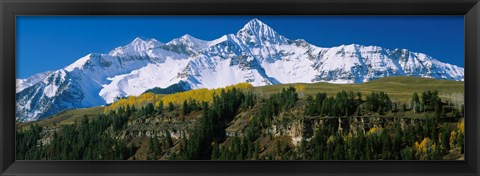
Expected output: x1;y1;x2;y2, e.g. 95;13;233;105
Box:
255;76;464;102
18;107;105;130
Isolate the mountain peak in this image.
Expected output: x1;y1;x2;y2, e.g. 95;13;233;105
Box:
164;34;211;53
180;34;195;40
130;37;162;46
236;18;287;45
132;37;145;43
237;18;274;34
176;34;207;45
109;37;162;56
244;18;266;28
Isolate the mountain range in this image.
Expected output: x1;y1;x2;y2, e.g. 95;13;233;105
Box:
16;18;464;122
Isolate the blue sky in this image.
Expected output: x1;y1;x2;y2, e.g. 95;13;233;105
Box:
16;16;464;79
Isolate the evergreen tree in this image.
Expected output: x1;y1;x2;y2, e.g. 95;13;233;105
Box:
412;92;420;113
182;100;190;115
168;102;175;112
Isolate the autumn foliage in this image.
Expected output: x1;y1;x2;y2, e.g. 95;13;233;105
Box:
105;83;253;113
415;137;434;160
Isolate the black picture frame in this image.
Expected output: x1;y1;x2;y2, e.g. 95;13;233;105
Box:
1;0;479;176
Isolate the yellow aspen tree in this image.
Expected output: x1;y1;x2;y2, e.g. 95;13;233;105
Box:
295;85;306;98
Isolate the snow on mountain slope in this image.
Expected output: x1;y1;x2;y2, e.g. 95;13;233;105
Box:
180;54;274;89
16;69;84;122
16;71;52;93
312;44;404;83
99;58;190;103
16;18;464;122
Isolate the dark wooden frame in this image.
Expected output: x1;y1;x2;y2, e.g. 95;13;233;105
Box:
1;0;479;175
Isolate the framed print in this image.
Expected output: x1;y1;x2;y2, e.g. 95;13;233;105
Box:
1;0;480;175
13;16;467;161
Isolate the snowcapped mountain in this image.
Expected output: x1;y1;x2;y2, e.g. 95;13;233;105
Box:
16;18;464;122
